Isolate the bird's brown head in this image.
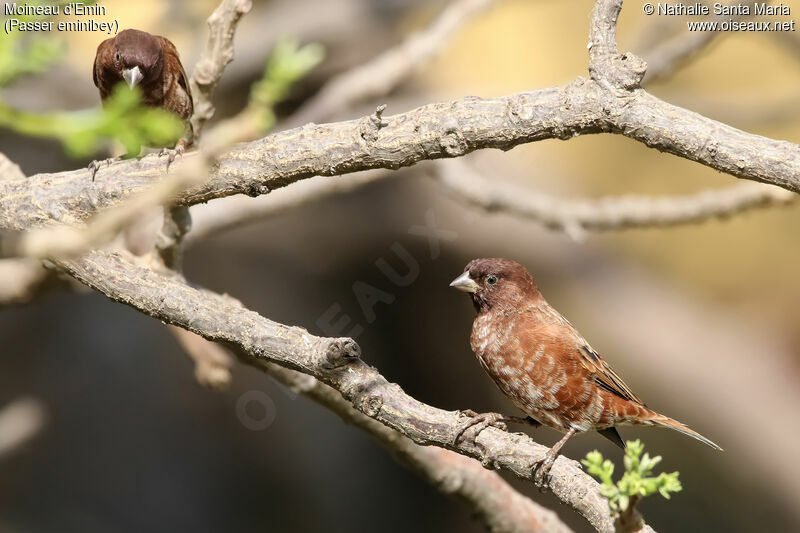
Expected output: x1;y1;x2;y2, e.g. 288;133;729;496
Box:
450;258;540;313
96;29;164;90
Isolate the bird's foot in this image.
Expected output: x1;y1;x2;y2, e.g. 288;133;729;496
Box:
88;156;122;181
453;410;510;469
531;449;559;490
453;410;509;446
158;139;187;172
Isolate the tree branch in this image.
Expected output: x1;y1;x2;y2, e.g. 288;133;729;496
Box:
189;0;253;141
435;158;795;239
13;154;209;259
168;326;233;390
288;0;493;127
192;0;494;241
56;248;628;533
3;78;799;236
640;0;760;84
588;0;647;90
0;154;62;304
169;323;573;530
6;0;778;528
0;397;46;459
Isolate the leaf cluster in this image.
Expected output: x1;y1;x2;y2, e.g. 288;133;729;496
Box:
0;85;183;157
248;37;325;130
582;439;682;517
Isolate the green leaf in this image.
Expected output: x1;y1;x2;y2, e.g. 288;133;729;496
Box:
582;440;683;521
0;83;183;158
249;37;325;130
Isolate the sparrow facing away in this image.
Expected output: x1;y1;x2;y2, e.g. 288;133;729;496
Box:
450;258;721;485
91;29;193;177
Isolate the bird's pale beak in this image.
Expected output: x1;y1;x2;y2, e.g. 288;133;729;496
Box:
450;271;479;293
122;66;143;89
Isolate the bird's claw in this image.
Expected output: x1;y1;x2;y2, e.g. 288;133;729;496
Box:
531;452;557;490
88;156;121;181
453;410;508;446
158;143;185;172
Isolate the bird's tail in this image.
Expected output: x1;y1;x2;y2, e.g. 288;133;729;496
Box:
644;411;723;451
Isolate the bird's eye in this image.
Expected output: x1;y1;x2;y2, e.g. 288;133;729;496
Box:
115;52;120;62
486;275;498;286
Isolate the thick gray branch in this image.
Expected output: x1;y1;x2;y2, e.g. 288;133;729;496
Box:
615;89;800;193
3;80;799;234
57;249;621;533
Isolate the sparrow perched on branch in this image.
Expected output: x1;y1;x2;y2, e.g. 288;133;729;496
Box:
450;258;721;485
91;28;193;178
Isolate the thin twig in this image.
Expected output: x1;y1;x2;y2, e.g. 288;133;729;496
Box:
287;0;494;128
435;158;796;240
156;205;192;271
640;0;761;84
157;0;252;269
189;0;253;142
168;326;233;390
588;0;646;90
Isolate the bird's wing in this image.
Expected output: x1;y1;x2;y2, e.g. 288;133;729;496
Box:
535;304;644;405
156;36;191;98
577;343;643;405
93;38;114;90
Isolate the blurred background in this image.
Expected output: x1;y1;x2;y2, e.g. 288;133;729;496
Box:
1;0;800;531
